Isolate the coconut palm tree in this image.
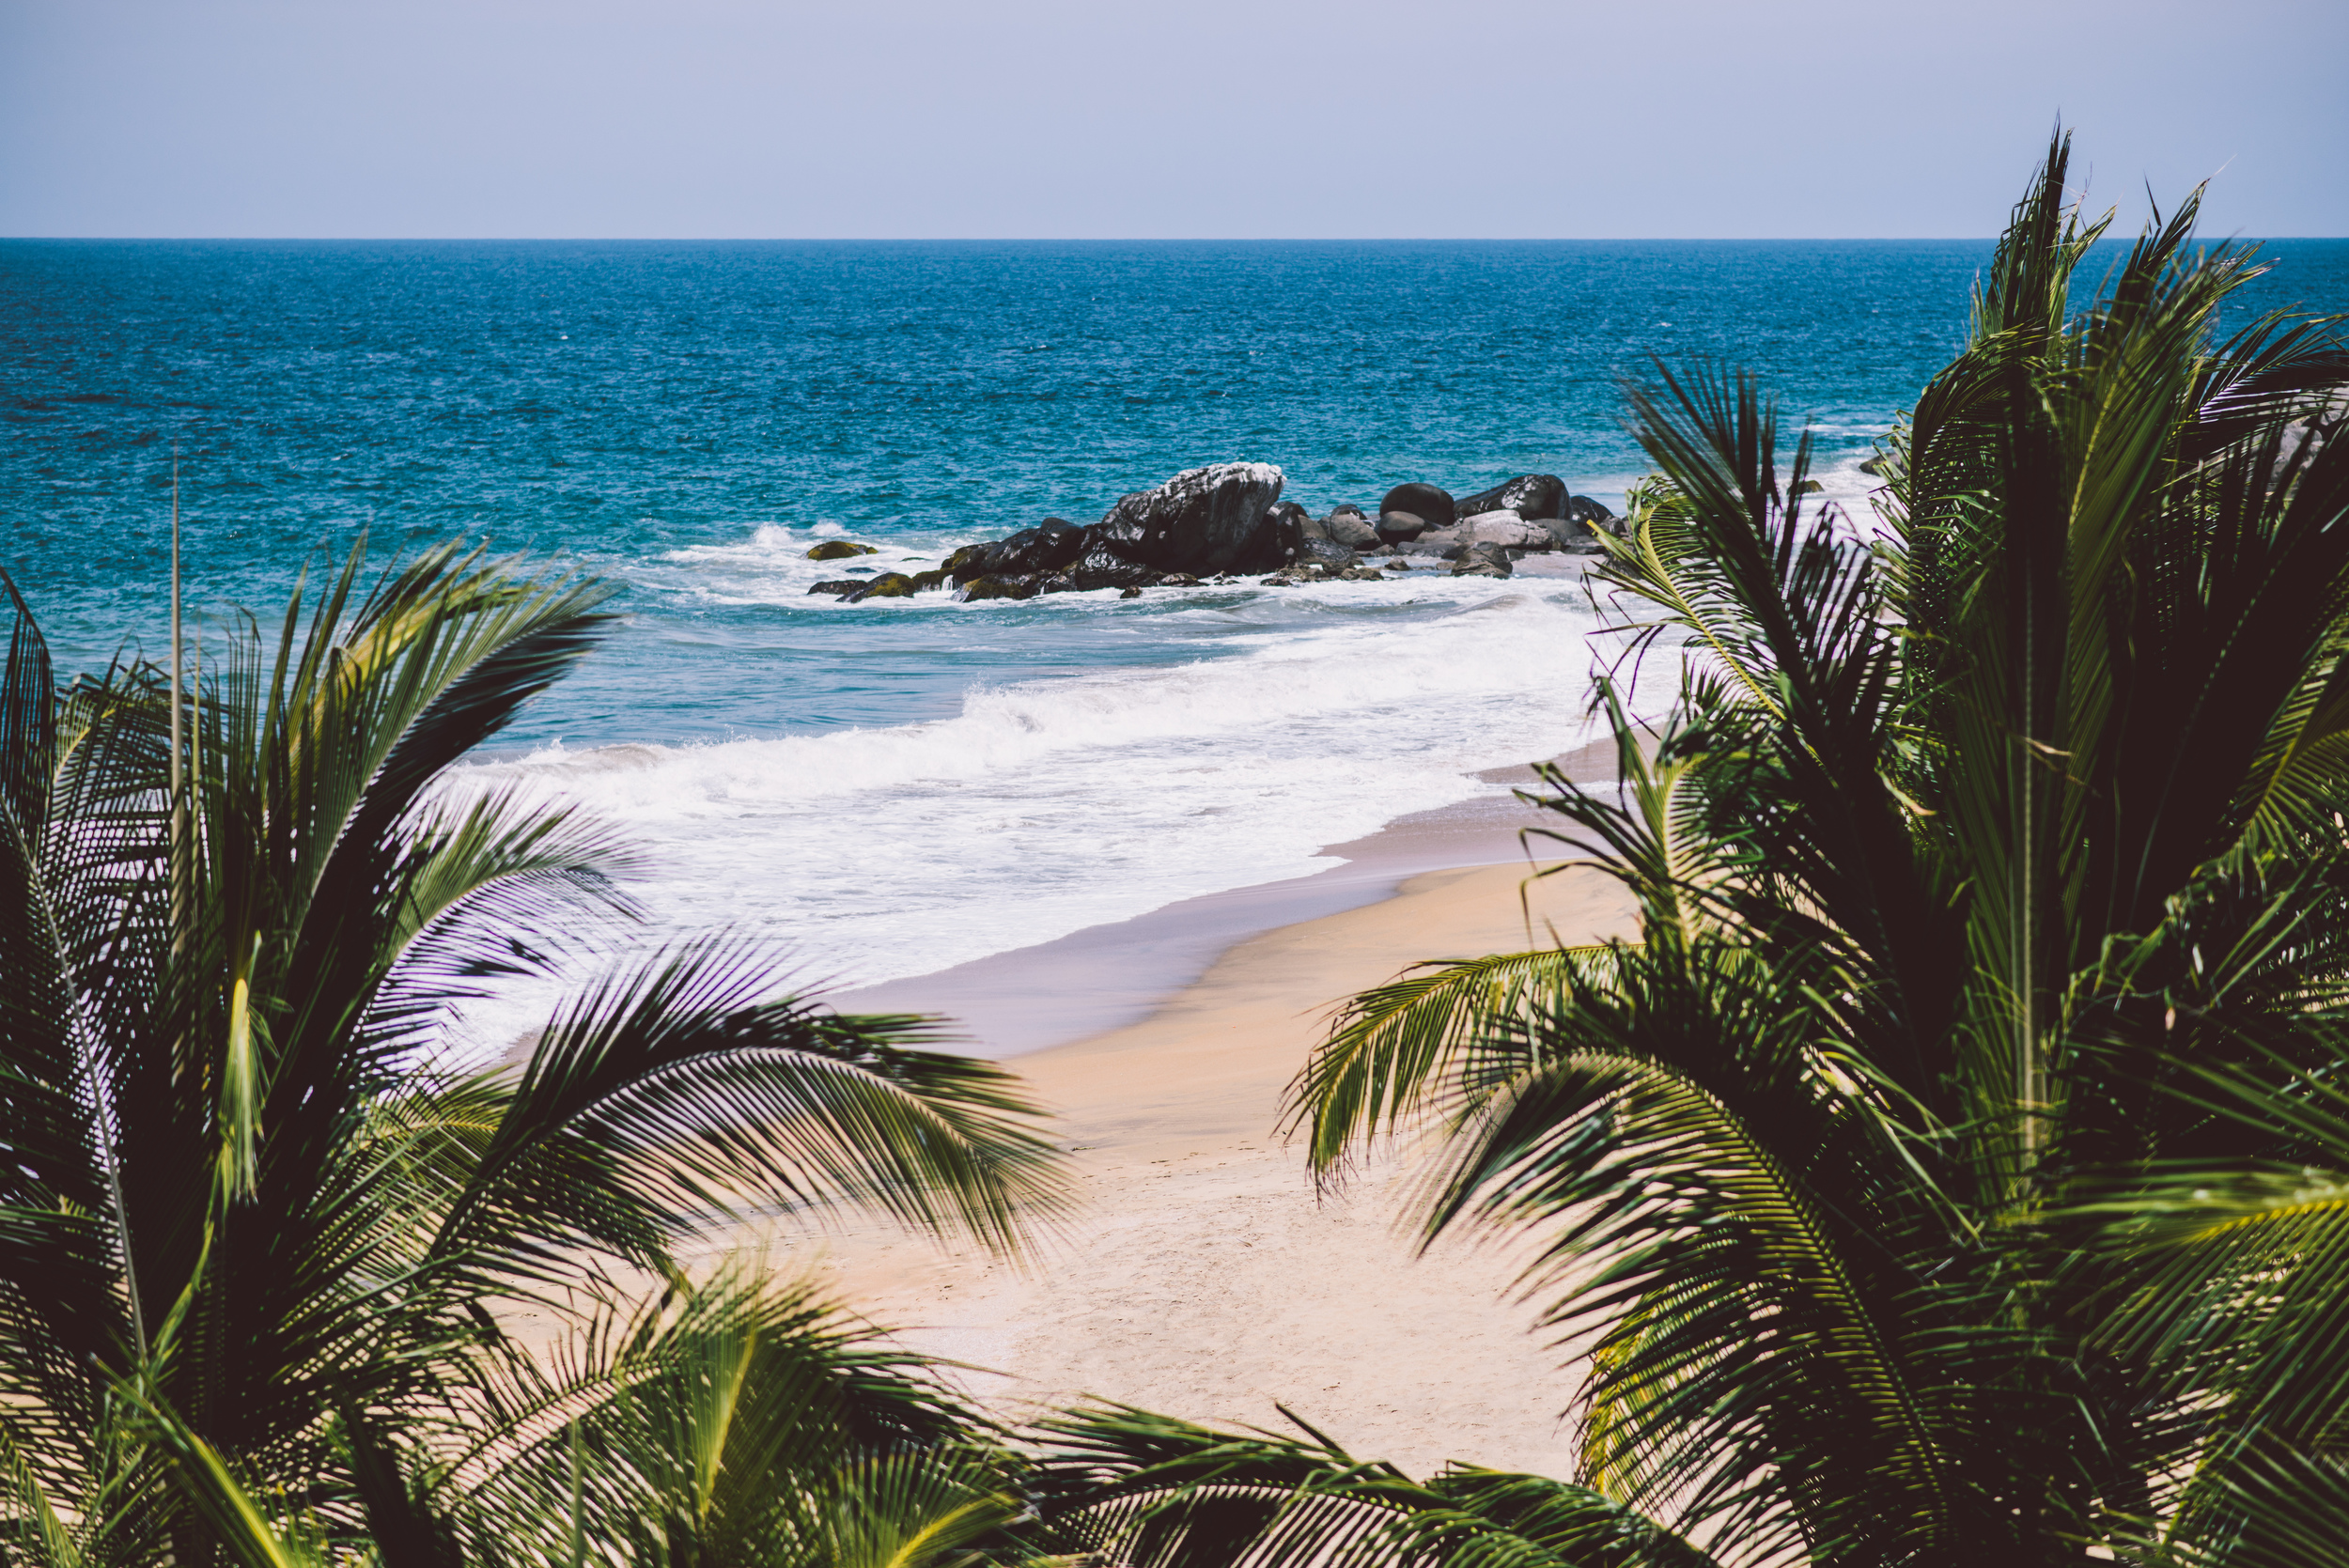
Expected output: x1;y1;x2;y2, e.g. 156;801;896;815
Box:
0;542;1068;1565
1267;134;2349;1564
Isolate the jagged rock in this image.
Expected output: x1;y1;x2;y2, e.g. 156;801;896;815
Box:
958;576;1039;602
1458;511;1555;550
1097;462;1286;575
1565;496;1622;537
806;539;879;561
1068;541;1158;592
1034;571;1080;595
1452;542;1514;579
806;579;865;597
1153;572;1201;586
910;569;955;592
1377;510;1428;542
1455;474;1567;521
1337;566;1388;582
1227;500;1302;574
1325;507;1382;549
1253;502;1315;569
1296;535;1359;568
846;572;918;602
950;519;1090;581
1381;483;1455;529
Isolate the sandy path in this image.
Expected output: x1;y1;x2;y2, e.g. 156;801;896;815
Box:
783;858;1633;1480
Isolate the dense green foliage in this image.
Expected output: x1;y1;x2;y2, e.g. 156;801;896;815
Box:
1276;135;2349;1564
12;132;2349;1568
0;542;1070;1566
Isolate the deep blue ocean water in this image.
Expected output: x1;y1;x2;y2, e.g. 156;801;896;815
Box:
7;238;2346;1030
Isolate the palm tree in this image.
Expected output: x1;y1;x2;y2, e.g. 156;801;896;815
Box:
0;541;1069;1565
1270;133;2349;1564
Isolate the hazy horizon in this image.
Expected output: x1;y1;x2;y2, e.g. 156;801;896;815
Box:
5;0;2344;241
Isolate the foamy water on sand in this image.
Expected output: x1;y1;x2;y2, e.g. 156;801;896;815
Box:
439;560;1703;1055
439;447;1890;1058
26;236;2295;1053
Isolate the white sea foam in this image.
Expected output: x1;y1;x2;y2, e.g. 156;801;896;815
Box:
438;578;1672;1059
439;437;1898;1061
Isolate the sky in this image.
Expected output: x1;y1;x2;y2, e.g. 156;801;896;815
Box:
3;0;2344;239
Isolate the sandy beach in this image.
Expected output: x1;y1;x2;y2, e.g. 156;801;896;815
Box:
770;770;1635;1480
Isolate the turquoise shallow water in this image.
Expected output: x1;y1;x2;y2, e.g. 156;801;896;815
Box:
7;238;2346;1026
3;238;2015;736
9;239;2343;740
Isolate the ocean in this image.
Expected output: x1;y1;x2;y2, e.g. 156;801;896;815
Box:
8;238;2347;1048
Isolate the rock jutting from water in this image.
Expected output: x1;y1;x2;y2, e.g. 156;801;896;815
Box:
1455;473;1567;521
804;462;1622;603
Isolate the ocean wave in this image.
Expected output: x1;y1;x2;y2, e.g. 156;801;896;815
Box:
436;587;1667;1059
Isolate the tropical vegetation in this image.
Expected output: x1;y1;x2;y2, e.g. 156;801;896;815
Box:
0;541;1072;1565
10;129;2349;1568
1252;132;2349;1565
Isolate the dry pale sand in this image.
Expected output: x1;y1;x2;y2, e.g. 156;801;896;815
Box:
776;856;1634;1481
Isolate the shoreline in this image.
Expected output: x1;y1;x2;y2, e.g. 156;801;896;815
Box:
831;737;1616;1057
751;796;1636;1479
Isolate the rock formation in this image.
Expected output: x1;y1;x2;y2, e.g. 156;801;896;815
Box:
1455;474;1566;521
1325;505;1382;550
1380;482;1456;529
802;462;1618;605
1453;542;1514;579
1564;495;1622;537
1097;462;1288;575
1456;511;1554;550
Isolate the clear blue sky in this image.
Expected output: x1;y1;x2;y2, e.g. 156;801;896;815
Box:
4;0;2343;239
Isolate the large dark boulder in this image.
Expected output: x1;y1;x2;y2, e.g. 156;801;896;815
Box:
1564;496;1621;537
1231;501;1306;574
1377;510;1428;543
807;579;866;597
1380;483;1455;529
1067;541;1158;592
1096;463;1286;575
1455;474;1566;521
950;518;1091;581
